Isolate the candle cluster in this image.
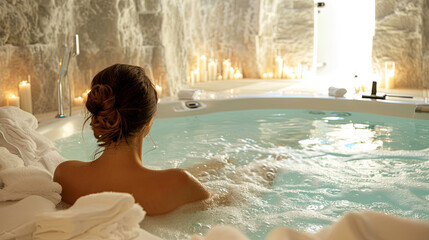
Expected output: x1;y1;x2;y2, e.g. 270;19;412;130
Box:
188;55;243;84
6;77;33;114
262;56;309;80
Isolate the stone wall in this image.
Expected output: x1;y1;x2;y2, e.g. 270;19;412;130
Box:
1;0;428;114
257;0;314;74
373;0;426;88
0;0;184;114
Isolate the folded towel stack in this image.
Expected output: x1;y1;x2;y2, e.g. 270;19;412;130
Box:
0;195;56;240
0;166;62;204
33;192;161;240
0;106;65;175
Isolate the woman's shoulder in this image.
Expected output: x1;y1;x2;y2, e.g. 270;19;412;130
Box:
54;160;89;182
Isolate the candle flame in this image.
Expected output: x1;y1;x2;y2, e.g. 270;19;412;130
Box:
155;85;162;91
20;81;28;86
200;55;206;60
9;93;17;98
218;75;223;80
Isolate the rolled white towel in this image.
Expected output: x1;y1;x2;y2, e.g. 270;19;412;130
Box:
34;192;152;240
0;195;55;240
0;166;62;204
0;147;24;170
328;87;347;98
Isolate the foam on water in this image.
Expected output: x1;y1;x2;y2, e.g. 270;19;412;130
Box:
54;109;429;239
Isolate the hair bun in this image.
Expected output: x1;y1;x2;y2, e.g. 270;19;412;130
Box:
86;84;123;146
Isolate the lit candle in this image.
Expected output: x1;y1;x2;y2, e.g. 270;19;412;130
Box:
217;74;223;80
7;93;20;107
229;67;234;80
275;56;283;79
297;63;303;79
18;81;32;114
262;73;267;79
191;69;199;84
283;65;289;79
199;55;207;82
384;61;395;89
268;72;273;79
233;69;242;79
155;85;163;97
73;96;84;106
208;60;217;81
222;59;231;80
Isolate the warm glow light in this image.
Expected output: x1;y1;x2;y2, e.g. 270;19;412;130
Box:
262;73;268;79
155;85;163;96
268;72;273;78
82;89;91;99
200;55;206;60
9;93;17;98
275;56;283;78
73;96;84;106
218;75;223;80
384;61;395;89
19;81;28;86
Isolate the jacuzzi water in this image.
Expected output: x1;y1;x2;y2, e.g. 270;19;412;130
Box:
54;109;429;239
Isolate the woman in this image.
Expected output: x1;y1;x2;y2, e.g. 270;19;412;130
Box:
54;64;210;215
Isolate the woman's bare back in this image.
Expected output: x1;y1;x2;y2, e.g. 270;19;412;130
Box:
54;160;210;216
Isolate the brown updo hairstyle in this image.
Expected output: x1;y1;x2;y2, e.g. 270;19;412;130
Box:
85;64;158;148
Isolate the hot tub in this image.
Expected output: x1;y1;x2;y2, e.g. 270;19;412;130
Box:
37;97;429;240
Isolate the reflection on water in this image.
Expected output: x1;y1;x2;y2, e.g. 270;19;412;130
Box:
54;109;429;240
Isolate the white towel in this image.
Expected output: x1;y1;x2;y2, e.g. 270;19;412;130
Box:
191;211;429;240
0;166;62;204
328;87;347;97
0;147;24;170
38;151;66;176
34;192;160;240
0;106;55;166
0;195;55;240
0;106;38;130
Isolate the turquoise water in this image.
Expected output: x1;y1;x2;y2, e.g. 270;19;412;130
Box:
54;109;429;239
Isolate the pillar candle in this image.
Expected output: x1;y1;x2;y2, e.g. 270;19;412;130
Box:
191;69;199;84
208;60;217;81
222;59;231;80
199;55;207;82
229;67;234;80
275;56;283;79
384;61;395;89
7;94;20;107
18;81;32;114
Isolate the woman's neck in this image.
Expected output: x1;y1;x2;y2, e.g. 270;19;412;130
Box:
94;137;144;167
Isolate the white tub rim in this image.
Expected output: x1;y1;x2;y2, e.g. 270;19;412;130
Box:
37;96;429;141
